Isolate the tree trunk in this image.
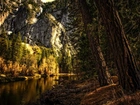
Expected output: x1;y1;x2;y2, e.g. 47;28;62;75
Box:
78;0;112;86
95;0;140;92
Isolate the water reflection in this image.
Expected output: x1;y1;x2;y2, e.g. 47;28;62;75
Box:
0;76;59;105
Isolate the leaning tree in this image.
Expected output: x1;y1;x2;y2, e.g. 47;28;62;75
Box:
95;0;140;92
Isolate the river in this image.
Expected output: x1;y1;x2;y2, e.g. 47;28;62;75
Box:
0;75;77;105
0;76;60;105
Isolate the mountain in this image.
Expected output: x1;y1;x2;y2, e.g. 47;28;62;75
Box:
0;0;75;75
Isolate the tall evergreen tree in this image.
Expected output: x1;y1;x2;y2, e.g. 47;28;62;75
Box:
78;0;112;86
11;32;22;62
0;30;8;58
95;0;140;92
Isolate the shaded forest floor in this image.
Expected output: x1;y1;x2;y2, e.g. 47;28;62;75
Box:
29;78;140;105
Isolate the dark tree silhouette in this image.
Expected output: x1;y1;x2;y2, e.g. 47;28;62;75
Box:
95;0;140;92
78;0;112;86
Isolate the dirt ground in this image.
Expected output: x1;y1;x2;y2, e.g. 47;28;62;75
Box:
29;78;140;105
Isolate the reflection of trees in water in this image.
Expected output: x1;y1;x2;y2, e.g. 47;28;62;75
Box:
0;76;77;105
0;77;58;105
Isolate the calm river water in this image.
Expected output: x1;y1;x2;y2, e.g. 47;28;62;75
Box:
0;76;59;105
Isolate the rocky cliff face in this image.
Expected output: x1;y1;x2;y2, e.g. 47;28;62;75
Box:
0;0;74;57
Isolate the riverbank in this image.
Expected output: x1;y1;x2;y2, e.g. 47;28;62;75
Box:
0;73;43;83
0;74;25;83
0;73;76;83
28;78;140;105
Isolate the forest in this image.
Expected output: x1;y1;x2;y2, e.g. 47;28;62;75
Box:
0;0;140;105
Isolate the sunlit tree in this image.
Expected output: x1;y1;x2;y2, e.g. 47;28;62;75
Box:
11;32;22;62
0;30;9;58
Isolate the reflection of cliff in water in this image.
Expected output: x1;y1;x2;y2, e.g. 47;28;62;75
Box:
0;76;59;105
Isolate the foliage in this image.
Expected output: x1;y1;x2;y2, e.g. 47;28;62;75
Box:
65;1;98;78
115;0;140;62
11;32;22;62
1;0;139;80
0;31;59;76
77;33;96;77
0;31;9;58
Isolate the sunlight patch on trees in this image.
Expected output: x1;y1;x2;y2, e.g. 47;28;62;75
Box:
41;0;55;3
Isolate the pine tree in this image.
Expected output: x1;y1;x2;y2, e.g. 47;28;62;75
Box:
0;30;9;58
78;0;112;86
95;0;140;92
11;32;22;62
